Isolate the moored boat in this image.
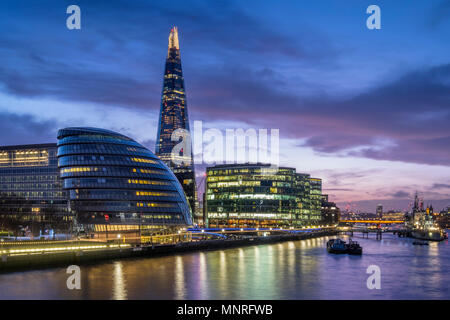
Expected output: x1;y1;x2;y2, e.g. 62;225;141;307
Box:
347;239;363;255
405;193;446;241
411;228;445;241
326;238;348;254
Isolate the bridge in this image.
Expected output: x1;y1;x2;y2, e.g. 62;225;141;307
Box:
340;219;404;224
338;221;406;240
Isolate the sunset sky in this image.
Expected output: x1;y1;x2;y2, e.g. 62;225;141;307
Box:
0;0;449;211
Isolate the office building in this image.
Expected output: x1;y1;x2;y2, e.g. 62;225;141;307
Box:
204;164;323;228
376;204;383;218
0;144;69;236
321;194;340;225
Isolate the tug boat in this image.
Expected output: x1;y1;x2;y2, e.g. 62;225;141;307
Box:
326;239;348;254
347;239;363;255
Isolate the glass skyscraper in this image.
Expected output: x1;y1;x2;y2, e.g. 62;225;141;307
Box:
57;127;192;242
204;164;323;228
0;144;70;236
155;27;197;217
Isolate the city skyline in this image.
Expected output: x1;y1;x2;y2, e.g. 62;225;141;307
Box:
0;1;449;211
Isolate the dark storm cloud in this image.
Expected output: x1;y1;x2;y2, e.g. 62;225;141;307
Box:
297;64;450;166
188;63;449;166
392;191;410;198
0;112;58;145
0;0;334;109
0;64;160;109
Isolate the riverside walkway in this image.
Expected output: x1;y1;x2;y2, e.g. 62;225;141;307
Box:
0;227;336;272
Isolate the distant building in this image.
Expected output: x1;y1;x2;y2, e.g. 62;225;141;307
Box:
155;27;197;218
383;210;406;220
204;164;323;228
57;127;192;242
321;194;340;225
0;144;70;236
376;204;383;218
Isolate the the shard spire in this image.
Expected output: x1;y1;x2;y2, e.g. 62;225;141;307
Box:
168;26;180;53
156;27;197;218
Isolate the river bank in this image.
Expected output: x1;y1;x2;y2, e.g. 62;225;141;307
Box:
0;229;337;273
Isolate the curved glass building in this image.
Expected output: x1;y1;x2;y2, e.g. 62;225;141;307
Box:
57;127;192;241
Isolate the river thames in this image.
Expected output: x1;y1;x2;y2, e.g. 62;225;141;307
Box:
0;233;448;299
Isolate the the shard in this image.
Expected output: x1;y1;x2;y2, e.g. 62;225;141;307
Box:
155;27;197;218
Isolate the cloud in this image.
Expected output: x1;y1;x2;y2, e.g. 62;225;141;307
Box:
321;169;384;187
0;64;162;109
432;183;450;189
0;0;448;169
188;62;450;166
0;112;58;145
323;188;354;192
392;191;410;198
295;64;450;166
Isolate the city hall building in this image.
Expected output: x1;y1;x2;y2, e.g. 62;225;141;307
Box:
57;127;193;242
0;144;70;235
204;164;323;228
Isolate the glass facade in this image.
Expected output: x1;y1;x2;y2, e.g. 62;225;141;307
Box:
205;164;323;228
309;177;323;222
296;173;311;222
0;144;70;235
155;27;197;216
57;127;192;240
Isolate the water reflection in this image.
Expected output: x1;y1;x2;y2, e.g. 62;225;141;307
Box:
0;234;448;299
197;252;208;299
174;256;185;300
112;261;127;300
